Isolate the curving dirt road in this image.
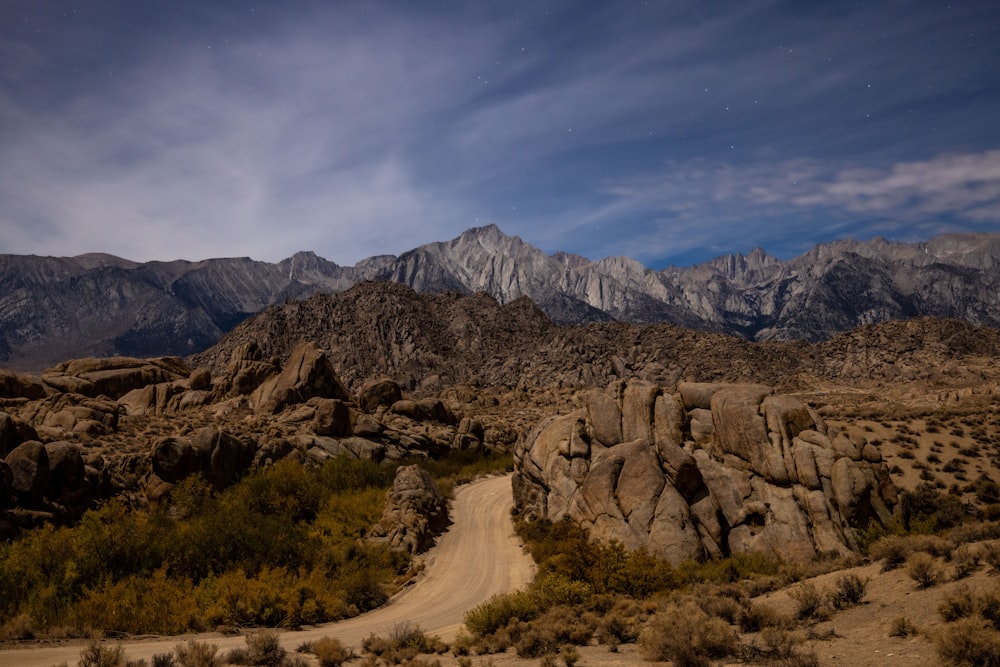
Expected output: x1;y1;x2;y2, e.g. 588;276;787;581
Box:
0;474;534;667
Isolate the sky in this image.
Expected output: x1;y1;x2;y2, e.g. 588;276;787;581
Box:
1;1;999;269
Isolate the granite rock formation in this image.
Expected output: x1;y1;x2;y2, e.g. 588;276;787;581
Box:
368;464;450;554
513;379;898;563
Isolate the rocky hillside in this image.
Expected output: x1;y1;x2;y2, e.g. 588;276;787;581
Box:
4;226;1000;370
193;282;1000;396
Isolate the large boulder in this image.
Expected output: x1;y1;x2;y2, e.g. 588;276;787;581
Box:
358;378;403;413
513;379;898;564
368;465;449;554
312;398;353;437
5;440;49;506
0;369;47;400
1;412;21;458
194;427;255;490
225;342;280;396
41;357;190;399
150;428;254;491
252;342;349;414
389;398;456;424
151;436;201;484
0;460;12;508
44;441;87;508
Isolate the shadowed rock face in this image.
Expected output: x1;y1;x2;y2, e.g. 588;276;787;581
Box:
513;379;898;563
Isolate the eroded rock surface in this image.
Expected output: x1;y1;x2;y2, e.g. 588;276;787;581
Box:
368;464;449;554
513;379;898;563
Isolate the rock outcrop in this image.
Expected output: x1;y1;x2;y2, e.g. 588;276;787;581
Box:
513;379;898;563
251;342;350;414
368;464;449;554
150;427;255;492
41;357;190;399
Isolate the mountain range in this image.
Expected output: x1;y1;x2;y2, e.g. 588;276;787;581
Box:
2;225;999;371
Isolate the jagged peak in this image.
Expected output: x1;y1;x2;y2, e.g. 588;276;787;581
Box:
454;224;524;253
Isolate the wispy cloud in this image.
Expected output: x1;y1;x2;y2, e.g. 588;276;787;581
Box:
0;1;998;266
584;149;1000;265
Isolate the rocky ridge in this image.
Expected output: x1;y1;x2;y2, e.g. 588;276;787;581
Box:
4;227;1000;369
192;282;1000;395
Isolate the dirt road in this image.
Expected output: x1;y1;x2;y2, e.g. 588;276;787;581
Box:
0;474;534;667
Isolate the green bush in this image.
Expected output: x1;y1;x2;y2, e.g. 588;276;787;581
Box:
0;458;410;636
464;591;539;636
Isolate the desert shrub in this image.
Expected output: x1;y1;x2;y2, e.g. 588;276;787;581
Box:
975;478;1000;505
739;601;789;632
902;483;973;532
363;622;446;662
935;617;1000;667
464;590;539;637
73;568;201;635
984;543;1000;574
953;544;982;579
789;582;826;621
949;521;1000;545
244;630;286;666
79;642;127;667
639;601;738;667
309;637;352;667
531;573;592;608
513;517;676;597
152;654;176;667
870;533;954;572
907;552;941;589
830;572;868;608
174;640;221;667
679;551;787;585
0;613;35;640
560;645;581;667
890;616;918;637
941;586;982;623
596;598;643;644
514;625;559;659
224;647;250;665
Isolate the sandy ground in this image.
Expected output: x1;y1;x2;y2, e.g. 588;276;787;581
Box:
0;474;535;667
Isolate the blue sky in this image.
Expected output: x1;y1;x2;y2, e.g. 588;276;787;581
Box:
1;1;999;268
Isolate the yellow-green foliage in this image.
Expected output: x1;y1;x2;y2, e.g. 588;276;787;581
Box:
513;516;678;597
0;457;412;635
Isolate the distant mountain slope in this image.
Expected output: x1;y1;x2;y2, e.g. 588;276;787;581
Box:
3;226;1000;370
192;281;1000;393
